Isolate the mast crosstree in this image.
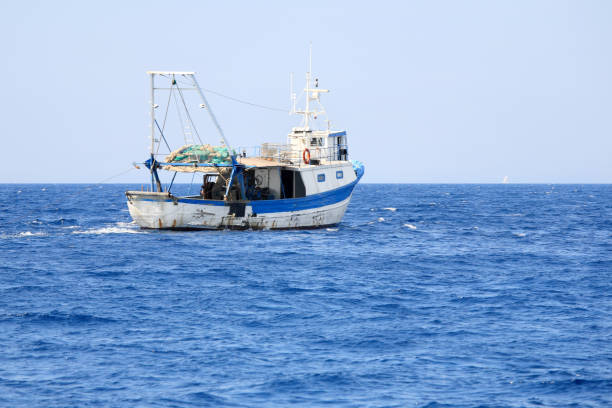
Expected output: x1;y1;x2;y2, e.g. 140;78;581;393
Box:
291;45;329;131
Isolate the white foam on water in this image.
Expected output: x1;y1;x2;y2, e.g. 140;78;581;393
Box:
1;231;48;239
378;217;385;222
41;188;46;191
19;231;47;237
382;207;397;212
326;228;338;232
73;222;142;235
116;221;137;227
73;227;142;235
513;232;526;237
473;226;479;230
403;224;417;230
17;191;22;194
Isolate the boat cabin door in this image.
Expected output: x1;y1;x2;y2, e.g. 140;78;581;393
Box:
335;134;348;161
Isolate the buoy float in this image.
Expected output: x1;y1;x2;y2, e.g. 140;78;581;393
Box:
303;148;311;164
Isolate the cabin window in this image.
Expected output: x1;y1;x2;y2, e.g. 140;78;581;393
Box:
317;174;325;182
310;137;323;147
336;170;343;179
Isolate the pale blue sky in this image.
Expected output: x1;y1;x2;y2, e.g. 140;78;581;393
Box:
2;0;611;183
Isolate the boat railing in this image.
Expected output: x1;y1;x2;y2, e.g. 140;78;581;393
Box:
236;143;348;166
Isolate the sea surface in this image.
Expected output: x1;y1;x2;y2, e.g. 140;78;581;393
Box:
0;183;611;407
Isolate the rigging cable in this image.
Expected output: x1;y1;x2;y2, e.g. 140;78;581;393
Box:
154;120;171;153
199;86;289;113
12;167;136;227
176;83;204;145
155;82;175;156
187;171;196;196
172;89;189;144
170;75;288;113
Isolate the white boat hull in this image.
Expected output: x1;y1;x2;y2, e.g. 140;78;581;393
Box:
126;181;359;230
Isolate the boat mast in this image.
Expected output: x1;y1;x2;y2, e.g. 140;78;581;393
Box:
304;44;312;130
148;72;163;192
290;72;296;114
150;73;155;154
143;70;241;197
292;45;329;131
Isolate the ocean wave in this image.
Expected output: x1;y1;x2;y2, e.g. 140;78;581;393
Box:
525;376;612;393
1;310;116;325
72;223;142;234
19;231;46;237
1;231;47;239
30;218;77;226
49;218;78;225
185;391;226;403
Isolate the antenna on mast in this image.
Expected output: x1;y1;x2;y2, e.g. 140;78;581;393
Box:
305;43;312;129
290;72;296;114
290;44;329;130
309;42;312;74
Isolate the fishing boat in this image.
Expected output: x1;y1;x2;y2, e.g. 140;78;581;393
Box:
125;61;364;230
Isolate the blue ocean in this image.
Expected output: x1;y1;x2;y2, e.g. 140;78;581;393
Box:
0;183;611;407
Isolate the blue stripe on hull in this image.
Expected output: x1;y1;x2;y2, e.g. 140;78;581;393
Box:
250;178;358;214
130;165;364;214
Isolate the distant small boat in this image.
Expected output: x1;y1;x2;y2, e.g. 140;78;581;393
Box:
125;57;364;230
502;176;509;184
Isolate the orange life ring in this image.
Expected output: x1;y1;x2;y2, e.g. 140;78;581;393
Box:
303;148;311;164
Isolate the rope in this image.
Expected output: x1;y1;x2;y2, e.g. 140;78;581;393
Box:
154;120;172;153
95;167;135;183
155;83;175;155
172;90;189;143
200;87;289;112
170;75;288;112
161;83;173;132
176;83;204;145
10;167;136;228
187;171;196;196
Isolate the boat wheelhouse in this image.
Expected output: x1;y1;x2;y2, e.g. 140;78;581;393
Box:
126;62;364;230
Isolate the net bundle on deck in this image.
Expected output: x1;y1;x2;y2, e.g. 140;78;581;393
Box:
163;144;235;173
